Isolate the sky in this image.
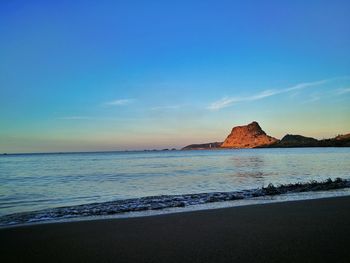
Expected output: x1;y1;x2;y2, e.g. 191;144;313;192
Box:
1;0;350;153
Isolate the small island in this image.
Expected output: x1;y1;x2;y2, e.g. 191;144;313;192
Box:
182;121;350;150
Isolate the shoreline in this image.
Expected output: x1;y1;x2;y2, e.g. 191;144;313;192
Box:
1;188;350;230
1;178;350;228
1;195;350;262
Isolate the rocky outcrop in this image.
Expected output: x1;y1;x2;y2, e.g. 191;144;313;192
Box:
221;121;278;148
335;133;350;141
318;133;350;147
269;133;350;148
181;122;350;150
182;142;222;150
273;134;319;147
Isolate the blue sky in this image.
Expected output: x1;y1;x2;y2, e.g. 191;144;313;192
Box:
1;0;350;153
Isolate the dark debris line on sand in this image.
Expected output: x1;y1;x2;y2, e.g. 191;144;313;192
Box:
0;178;349;226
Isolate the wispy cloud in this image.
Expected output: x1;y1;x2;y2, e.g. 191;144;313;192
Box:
283;79;327;92
105;98;135;106
335;87;350;95
207;79;329;110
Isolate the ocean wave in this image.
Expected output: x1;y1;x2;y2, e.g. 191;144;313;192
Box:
0;178;349;227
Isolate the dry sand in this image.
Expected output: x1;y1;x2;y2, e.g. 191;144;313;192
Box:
1;196;350;262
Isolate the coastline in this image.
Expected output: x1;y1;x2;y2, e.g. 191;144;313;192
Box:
1;195;350;262
1;177;349;227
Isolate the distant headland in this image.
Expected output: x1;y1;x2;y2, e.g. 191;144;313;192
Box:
182;121;350;150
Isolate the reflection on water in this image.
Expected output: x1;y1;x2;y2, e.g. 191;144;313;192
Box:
0;148;349;216
231;156;265;177
234;171;265;179
231;156;265;168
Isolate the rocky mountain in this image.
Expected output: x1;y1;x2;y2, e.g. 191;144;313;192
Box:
270;133;350;147
318;133;350;147
335;133;350;141
221;121;278;148
272;134;319;147
181;122;350;150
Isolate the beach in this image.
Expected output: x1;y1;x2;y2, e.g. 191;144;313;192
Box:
1;196;350;262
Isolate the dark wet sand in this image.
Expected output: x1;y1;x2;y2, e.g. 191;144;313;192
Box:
1;196;350;263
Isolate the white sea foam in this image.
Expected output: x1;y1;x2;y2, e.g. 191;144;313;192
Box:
1;178;349;227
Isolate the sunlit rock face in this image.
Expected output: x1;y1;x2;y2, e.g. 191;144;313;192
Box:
221;121;278;148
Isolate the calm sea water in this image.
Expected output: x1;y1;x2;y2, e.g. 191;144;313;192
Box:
0;148;350;217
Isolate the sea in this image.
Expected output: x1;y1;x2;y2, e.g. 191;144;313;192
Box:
0;148;350;226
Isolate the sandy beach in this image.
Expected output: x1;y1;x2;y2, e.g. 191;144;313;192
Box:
1;196;350;262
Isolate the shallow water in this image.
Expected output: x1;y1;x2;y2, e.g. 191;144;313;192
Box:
0;148;349;217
